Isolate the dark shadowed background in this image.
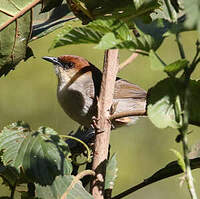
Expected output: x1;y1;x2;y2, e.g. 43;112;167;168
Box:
0;30;200;198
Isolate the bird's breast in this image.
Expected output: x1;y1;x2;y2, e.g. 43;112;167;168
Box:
57;78;95;127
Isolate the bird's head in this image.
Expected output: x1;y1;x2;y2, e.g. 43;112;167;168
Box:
42;55;91;85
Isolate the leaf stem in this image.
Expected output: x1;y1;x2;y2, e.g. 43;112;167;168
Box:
119;52;138;71
175;34;198;199
60;135;91;164
176;33;185;59
10;182;16;199
178;82;198;199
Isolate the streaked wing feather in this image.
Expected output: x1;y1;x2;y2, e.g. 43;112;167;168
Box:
114;78;146;99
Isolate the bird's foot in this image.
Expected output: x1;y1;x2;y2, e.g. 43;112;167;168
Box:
91;116;104;133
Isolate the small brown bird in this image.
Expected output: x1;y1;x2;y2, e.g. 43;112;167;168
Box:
42;55;146;128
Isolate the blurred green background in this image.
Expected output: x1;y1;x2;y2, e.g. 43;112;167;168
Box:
0;29;200;198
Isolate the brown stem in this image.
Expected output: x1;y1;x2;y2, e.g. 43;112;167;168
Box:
61;170;95;199
110;109;146;121
91;49;119;199
119;52;138;71
0;0;41;31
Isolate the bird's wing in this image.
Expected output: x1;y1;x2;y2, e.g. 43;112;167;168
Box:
114;78;146;99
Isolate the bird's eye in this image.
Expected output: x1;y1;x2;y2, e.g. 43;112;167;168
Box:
67;62;75;68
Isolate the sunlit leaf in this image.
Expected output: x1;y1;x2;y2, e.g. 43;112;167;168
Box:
50;18;131;50
51;18;169;52
95;33;121;49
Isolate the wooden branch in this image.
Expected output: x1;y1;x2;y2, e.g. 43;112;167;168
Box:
112;157;200;199
0;0;41;31
109;110;146;121
91;49;119;199
119;52;138;71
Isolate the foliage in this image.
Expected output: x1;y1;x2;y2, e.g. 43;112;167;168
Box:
0;0;200;199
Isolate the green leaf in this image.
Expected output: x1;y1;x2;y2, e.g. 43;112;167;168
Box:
95;33;121;49
50;25;102;49
88;18;132;41
183;0;200;33
164;59;189;76
0;121;72;185
50;18;132;50
0;1;74;77
149;50;165;70
170;149;185;172
105;153;118;190
0;6;33;77
35;175;94;199
51;17;169;52
147;78;200;128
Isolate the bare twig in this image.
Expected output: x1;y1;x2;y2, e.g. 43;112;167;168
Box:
0;0;41;31
109;110;146;121
61;170;95;199
119;53;138;71
112;157;200;199
91;49;119;199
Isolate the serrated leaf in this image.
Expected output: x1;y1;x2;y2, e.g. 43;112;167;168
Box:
170;149;185;172
164;59;188;76
149;49;165;70
0;121;72;185
105;153;118;190
35;175;94;199
147;78;200;128
88;18;132;41
50;18;132;50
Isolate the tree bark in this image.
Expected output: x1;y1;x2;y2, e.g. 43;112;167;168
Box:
91;49;119;199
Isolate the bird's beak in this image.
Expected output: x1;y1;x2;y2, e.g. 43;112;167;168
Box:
42;56;63;67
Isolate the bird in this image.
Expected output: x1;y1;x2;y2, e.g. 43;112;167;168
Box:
42;55;146;128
